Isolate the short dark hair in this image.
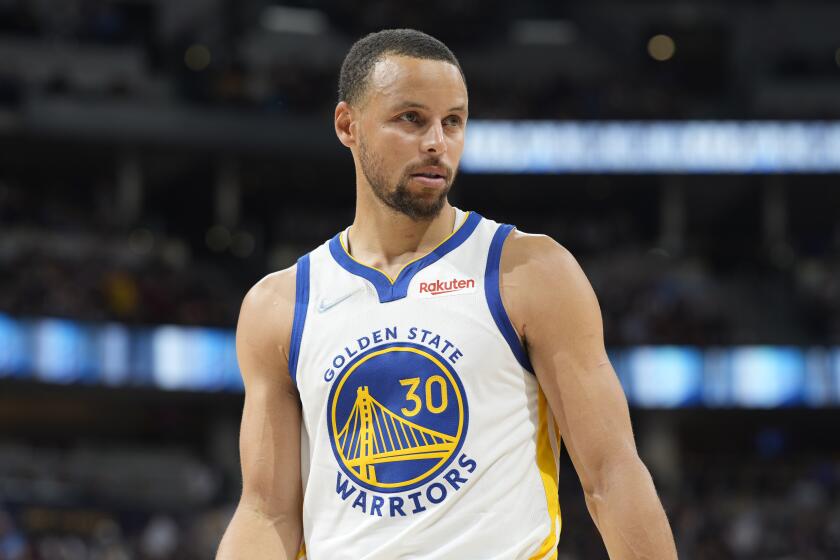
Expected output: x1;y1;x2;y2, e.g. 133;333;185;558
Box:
338;28;466;106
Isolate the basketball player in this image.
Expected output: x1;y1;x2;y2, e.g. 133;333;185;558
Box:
217;29;677;559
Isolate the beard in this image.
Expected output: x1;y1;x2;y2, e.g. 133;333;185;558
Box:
359;139;454;221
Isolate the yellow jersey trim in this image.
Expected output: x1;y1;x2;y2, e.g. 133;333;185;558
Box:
338;211;472;285
529;389;562;559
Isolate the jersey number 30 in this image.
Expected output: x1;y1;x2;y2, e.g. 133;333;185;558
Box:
399;376;448;416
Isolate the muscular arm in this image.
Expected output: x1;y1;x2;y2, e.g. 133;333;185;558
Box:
217;268;304;560
501;232;677;560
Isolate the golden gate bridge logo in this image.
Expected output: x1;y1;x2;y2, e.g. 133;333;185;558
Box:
328;344;467;492
337;386;457;484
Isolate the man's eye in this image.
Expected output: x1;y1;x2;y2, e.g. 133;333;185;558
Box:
400;112;419;123
445;116;462;126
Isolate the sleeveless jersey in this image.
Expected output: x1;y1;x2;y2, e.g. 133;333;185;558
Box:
290;208;562;560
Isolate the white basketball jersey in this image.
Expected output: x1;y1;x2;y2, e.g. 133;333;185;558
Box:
289;208;562;560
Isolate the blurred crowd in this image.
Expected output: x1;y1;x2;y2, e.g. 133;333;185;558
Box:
1;439;839;559
668;458;840;559
559;456;840;559
0;252;239;328
0;0;748;122
0;506;230;560
2;174;839;345
0;176;245;327
0;440;228;560
0;0;497;116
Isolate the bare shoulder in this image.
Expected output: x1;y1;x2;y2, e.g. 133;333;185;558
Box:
236;265;299;383
500;229;578;277
499;229;599;341
500;229;589;303
241;265;298;317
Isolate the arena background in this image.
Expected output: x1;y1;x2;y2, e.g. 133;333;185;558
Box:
1;1;839;558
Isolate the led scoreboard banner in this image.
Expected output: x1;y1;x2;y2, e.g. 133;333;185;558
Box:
1;313;839;407
461;121;840;174
0;313;242;392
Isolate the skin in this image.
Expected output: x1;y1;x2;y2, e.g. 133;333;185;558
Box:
217;53;677;559
216;267;303;560
335;54;468;274
502;231;678;559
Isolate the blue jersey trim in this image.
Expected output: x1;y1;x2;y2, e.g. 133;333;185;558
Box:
288;254;310;386
328;211;483;303
485;224;534;373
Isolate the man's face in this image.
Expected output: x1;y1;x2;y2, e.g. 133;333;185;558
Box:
354;55;468;220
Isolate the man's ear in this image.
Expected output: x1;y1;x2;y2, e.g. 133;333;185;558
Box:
334;101;356;148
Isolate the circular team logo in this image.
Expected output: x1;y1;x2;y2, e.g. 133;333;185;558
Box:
327;342;468;493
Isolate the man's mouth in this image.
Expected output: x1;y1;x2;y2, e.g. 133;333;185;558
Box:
410;173;447;187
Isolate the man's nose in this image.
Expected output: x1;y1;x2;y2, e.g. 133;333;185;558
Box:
421;121;447;155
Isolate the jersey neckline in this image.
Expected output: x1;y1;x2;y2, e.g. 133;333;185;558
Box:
328;211;483;303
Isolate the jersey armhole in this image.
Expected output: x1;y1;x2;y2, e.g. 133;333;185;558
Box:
288;254;311;386
484;224;534;374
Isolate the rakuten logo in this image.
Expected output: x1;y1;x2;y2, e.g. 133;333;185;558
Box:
418;278;476;296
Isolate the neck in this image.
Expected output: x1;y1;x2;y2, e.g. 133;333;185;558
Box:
348;185;456;269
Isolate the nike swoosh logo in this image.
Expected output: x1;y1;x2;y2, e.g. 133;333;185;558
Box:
317;288;362;313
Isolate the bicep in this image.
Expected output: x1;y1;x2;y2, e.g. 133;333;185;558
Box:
503;235;637;494
235;276;303;519
238;370;302;517
531;334;635;496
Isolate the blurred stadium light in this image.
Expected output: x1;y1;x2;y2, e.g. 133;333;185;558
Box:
3;313;839;408
259;5;328;35
462;121;840;173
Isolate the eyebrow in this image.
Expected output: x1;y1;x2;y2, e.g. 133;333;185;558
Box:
392;101;468;113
